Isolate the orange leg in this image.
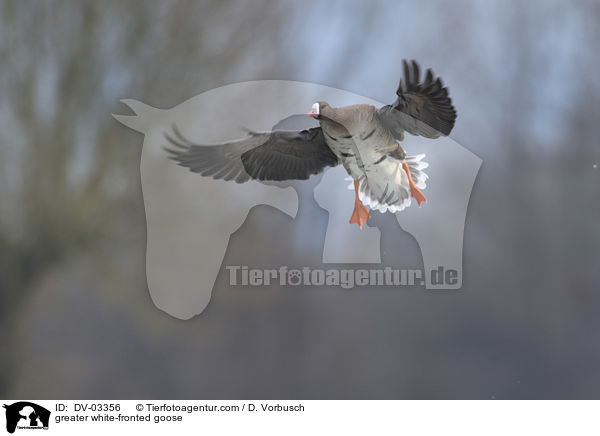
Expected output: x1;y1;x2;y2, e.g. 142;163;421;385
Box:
349;179;371;229
402;161;426;207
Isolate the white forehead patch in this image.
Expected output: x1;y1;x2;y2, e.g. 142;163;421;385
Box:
311;102;319;115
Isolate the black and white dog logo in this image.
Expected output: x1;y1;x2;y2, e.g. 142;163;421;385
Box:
3;402;50;433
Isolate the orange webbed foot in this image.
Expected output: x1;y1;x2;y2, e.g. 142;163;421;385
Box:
349;178;371;229
410;184;427;207
349;199;371;229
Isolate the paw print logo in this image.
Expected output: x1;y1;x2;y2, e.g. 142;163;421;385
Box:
287;270;302;286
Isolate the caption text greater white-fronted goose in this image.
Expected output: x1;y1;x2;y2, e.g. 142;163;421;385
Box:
166;59;456;229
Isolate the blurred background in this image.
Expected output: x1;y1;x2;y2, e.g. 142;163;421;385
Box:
1;0;599;399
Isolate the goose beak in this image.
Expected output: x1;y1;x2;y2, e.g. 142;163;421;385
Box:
307;103;319;118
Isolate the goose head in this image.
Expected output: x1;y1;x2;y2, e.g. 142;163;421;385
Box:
307;101;332;120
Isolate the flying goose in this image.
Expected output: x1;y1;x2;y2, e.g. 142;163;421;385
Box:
166;60;456;228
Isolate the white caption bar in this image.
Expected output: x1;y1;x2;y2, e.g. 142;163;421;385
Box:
1;400;598;435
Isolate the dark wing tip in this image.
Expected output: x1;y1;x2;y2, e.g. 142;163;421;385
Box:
411;59;420;84
392;59;457;136
163;127;194;166
400;59;421;87
163;131;188;150
163;146;185;161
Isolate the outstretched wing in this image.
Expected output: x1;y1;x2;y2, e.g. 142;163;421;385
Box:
165;125;339;183
378;59;457;139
